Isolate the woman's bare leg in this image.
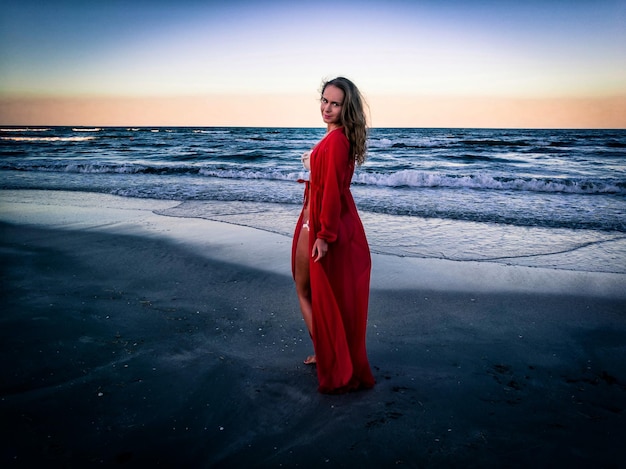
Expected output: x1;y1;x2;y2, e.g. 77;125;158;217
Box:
295;218;316;364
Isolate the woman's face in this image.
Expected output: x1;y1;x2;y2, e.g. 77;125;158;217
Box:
320;84;344;129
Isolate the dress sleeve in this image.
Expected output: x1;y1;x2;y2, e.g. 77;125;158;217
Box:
317;131;350;243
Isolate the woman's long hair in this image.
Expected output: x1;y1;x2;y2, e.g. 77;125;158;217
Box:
321;77;368;166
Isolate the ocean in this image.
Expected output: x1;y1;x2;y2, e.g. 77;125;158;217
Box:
1;126;625;274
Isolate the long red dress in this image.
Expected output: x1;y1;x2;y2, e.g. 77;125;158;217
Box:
292;128;375;393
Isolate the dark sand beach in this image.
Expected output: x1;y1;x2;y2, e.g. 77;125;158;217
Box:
1;191;625;468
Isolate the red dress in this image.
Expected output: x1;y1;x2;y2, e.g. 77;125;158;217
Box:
292;128;375;393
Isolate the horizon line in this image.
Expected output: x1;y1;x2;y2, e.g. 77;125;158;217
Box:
2;124;625;131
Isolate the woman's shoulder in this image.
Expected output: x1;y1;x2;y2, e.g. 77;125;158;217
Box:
324;128;349;147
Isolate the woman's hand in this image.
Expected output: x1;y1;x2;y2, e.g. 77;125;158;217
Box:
312;238;328;263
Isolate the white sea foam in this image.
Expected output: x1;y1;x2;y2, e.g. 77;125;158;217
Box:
1;128;50;132
1;136;95;142
352;171;624;194
3;158;620;196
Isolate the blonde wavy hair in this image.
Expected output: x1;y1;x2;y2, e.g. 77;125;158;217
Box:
321;77;369;166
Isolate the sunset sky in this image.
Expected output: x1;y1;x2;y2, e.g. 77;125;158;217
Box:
1;0;625;128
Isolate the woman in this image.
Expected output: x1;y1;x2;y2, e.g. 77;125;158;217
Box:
292;77;375;394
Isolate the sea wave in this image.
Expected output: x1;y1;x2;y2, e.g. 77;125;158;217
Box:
1;136;96;142
461;139;531;147
198;168;304;181
192;129;231;134
2;160;623;195
1;128;51;132
354;170;624;194
369;137;533;150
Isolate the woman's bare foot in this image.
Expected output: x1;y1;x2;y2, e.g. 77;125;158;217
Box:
304;355;316;365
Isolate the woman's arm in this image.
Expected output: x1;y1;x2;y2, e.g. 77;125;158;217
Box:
316;130;350;245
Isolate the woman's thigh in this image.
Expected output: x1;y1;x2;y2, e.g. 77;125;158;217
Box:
294;225;310;292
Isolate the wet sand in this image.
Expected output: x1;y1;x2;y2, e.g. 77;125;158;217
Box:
1;191;625;467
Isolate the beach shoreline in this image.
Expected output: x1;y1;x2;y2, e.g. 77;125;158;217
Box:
2;189;625;298
1;189;625;467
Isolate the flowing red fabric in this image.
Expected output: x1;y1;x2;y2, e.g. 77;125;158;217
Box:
292;128;375;393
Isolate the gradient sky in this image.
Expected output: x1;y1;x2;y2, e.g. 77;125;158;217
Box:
1;0;625;127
